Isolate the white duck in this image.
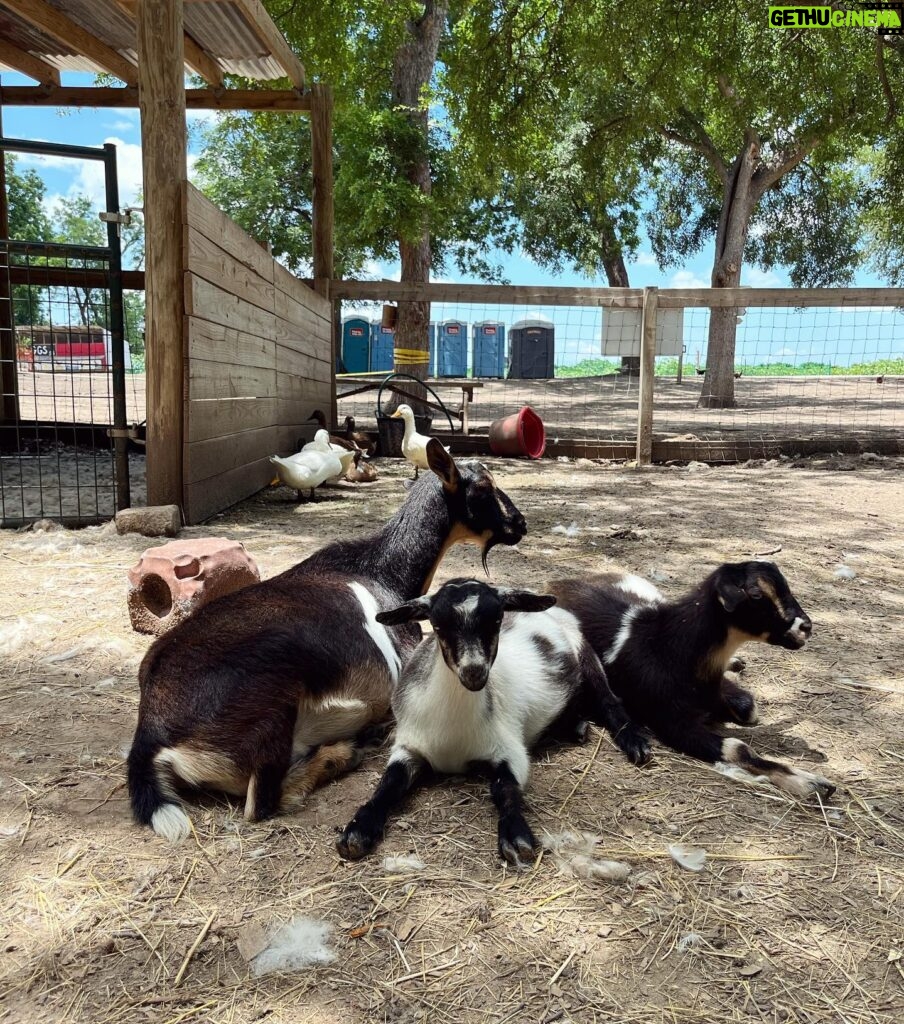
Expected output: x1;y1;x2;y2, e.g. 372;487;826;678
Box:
270;447;343;500
391;403;449;479
302;429;356;481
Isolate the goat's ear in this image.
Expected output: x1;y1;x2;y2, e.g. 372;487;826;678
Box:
501;590;557;614
716;579;747;613
426;439;460;492
376;597;431;625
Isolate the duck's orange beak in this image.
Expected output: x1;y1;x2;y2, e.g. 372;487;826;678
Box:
390;410;402;419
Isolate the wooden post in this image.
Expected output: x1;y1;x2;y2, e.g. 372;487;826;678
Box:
310;83;334;299
0;106;19;427
636;285;658;466
138;0;187;507
311;83;335;424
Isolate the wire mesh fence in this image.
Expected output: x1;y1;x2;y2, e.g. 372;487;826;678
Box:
0;240;146;525
335;284;904;460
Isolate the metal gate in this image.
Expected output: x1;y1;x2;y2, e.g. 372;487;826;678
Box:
0;138;131;526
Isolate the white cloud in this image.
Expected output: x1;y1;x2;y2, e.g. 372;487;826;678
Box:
770;347;796;359
104;119;138;132
668;269;709;289
742;267;784;288
631;250;657;267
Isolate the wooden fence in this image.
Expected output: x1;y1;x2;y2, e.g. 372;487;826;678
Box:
182;184;332;522
335;280;904;464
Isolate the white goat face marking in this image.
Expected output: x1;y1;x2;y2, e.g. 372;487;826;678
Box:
616;574;664;604
788;616;809;645
604;607;638;665
349;582;401;684
457;594;480;620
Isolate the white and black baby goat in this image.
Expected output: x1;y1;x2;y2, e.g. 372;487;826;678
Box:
337;579;649;865
549;561;835;800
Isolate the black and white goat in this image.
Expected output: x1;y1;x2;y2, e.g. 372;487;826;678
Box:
127;443;527;842
337;579;649;865
548;562;835;799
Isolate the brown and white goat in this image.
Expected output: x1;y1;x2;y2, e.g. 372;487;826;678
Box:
548;562;836;800
127;442;527;841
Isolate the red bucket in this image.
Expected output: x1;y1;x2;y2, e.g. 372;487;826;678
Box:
488;406;546;459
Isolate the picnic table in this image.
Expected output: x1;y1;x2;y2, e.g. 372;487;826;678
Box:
336;374;484;434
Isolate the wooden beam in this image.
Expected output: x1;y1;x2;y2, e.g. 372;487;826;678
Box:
657;286;904;308
139;0;187;509
6;265;145;290
182;32;224;87
636;286;657;466
0;85;311;110
0;39;61;86
310;83;334;295
2;0;138;87
333;280;904;310
110;0;224;86
334;281;647;306
232;0;305;88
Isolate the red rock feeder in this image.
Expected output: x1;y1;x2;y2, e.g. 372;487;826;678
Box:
127;538;260;636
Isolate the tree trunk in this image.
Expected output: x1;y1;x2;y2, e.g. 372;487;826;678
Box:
603;252;639;375
698;137;758;409
387;2;447;413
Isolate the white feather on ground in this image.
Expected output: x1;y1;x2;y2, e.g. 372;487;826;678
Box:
668;843;707;872
551;522;581;538
250;917;335;977
382;855;425;873
834;564;856;579
541;832;631;882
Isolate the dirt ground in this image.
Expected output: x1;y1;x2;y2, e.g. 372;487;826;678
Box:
1;454;903;1024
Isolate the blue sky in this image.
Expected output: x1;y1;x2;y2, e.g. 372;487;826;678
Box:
3;69;901;368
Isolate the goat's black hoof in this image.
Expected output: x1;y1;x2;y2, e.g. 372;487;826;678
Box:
727;655;746;673
725;690;758;726
617;724;652;766
336;819;379;861
498;815;537;866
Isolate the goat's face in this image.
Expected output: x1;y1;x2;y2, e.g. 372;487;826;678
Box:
714;562;812;650
426;441;527;570
377;579;556;692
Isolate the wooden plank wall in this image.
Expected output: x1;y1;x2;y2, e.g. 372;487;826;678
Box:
182;183;332;523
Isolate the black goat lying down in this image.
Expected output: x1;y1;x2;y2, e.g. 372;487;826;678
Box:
337;579;649;866
127;442;527;841
548;562;836;799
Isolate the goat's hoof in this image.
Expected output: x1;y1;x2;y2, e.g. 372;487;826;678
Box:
727;655;746;673
782;770;836;801
336;822;377;861
617;724;652;766
498;816;537;866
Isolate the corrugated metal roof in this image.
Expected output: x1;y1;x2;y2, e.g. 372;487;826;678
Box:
0;0;297;82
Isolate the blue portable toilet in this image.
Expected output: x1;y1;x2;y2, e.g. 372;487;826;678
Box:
370;320;394;372
341;316;370;373
472;321;506;378
438;319;467;377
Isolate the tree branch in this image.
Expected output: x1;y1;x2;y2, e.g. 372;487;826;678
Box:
876;34;898;125
753;132;824;194
660;110;728;182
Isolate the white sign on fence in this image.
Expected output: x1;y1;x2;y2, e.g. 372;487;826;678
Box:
601;308;685;357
